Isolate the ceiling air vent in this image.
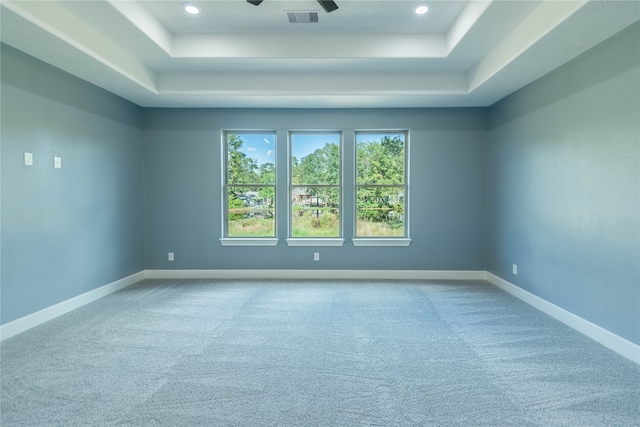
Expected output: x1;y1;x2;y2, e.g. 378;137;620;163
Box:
286;11;319;23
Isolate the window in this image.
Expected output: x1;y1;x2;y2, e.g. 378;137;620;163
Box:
289;131;343;244
220;129;408;247
355;131;409;242
222;131;277;244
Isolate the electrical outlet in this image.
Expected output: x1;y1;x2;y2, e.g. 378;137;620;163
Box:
168;252;175;261
314;252;319;261
512;264;518;275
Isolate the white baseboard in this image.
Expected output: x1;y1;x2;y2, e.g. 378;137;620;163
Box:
0;270;483;340
0;271;145;341
3;269;637;365
144;269;486;281
484;272;640;364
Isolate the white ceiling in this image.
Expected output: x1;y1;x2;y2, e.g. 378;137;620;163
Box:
1;0;639;109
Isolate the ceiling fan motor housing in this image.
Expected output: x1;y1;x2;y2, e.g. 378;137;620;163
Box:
247;0;338;13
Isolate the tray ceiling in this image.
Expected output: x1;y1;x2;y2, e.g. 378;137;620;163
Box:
1;0;638;108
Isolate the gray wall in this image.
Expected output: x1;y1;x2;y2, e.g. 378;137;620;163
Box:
486;23;640;345
143;108;487;271
2;21;638;349
1;45;145;324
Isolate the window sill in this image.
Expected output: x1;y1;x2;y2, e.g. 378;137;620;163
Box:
352;238;412;247
286;238;345;247
219;238;279;247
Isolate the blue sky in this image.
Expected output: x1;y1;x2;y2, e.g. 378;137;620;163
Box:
236;133;275;166
291;133;340;160
234;132;340;165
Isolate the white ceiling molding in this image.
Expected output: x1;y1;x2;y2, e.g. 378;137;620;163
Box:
1;0;158;94
468;0;588;92
445;0;493;54
171;34;448;58
158;72;467;95
106;0;173;56
466;0;640;106
1;0;638;109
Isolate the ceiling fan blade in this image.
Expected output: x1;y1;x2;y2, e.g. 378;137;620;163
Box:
247;0;337;12
317;0;338;13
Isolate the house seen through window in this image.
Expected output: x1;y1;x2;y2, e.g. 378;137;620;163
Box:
224;131;276;238
222;129;408;243
290;132;342;238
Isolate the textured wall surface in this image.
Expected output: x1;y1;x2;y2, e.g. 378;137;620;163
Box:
2;21;638;350
143;108;487;271
1;45;145;324
486;23;640;344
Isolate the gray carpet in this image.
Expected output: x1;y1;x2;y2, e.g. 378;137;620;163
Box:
1;279;639;426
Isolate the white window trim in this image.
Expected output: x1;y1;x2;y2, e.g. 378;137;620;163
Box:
286;238;345;247
354;130;410;241
222;130;277;242
220;238;279;247
288;131;344;241
352;238;411;247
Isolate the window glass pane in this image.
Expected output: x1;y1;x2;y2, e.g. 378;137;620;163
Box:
291;133;340;185
356;187;405;237
291;187;340;237
290;131;341;238
227;132;276;185
225;131;276;238
227;187;275;237
356;133;405;185
356;130;407;238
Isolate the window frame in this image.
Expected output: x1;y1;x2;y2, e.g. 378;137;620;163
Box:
220;130;279;247
286;130;345;247
352;130;411;247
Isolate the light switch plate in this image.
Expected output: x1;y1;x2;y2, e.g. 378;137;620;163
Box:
24;152;33;166
54;156;62;169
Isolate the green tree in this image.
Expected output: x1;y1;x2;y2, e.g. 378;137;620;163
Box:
228;192;246;220
227;134;259;185
292;142;340;208
357;135;404;184
258;162;275;203
293;142;339;185
227;134;274;214
356;135;404;224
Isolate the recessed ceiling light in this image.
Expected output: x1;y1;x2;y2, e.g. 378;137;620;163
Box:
415;4;429;15
183;2;200;14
